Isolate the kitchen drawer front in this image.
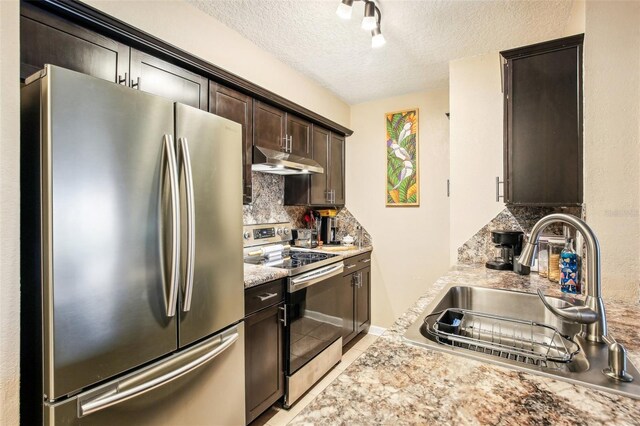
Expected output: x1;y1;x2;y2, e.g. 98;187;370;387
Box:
245;279;285;316
343;253;371;275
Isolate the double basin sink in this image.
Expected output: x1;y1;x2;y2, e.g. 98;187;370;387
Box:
403;285;640;399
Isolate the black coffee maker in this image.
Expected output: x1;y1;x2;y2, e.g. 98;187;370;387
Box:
320;217;339;245
485;230;525;271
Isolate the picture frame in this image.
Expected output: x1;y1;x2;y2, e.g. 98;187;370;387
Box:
386;108;419;207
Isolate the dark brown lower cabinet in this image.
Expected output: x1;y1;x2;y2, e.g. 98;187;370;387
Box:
244;280;285;425
340;253;372;347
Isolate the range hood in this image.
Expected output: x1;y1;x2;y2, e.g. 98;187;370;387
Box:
251;146;323;175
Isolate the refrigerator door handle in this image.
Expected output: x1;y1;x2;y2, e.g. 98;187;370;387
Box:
161;135;180;317
178;137;196;312
77;330;239;418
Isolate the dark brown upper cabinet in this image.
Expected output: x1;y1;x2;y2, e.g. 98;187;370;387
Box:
287;115;311;157
253;101;286;152
284;125;345;206
210;83;253;204
309;127;331;204
130;49;208;110
21;4;207;111
20;3;129;83
501;34;584;206
253;102;311;156
329;133;346;205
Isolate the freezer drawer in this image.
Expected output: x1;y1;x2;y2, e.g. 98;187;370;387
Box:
44;323;245;426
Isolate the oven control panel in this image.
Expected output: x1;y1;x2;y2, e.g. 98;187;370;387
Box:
243;222;292;248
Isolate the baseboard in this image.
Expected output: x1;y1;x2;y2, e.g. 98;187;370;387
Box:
366;325;387;336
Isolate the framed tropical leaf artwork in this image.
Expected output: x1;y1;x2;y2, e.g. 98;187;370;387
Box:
386;109;419;206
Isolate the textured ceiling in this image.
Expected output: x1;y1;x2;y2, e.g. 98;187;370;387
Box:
189;0;574;104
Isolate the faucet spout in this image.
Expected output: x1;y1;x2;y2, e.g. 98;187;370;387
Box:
517;213;608;343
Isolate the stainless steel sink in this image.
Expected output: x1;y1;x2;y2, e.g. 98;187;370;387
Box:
403;285;640;399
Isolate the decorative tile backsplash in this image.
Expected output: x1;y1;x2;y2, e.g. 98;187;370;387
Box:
457;206;583;264
243;172;372;245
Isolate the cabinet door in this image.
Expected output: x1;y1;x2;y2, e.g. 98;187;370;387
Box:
287;114;311;157
309;126;330;205
20;4;129;83
356;267;371;333
504;37;582;205
339;274;357;346
329;133;346;205
245;304;284;424
129;49;208;110
210;83;253;204
253;101;286;152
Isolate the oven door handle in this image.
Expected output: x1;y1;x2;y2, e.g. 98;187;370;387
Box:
289;263;344;292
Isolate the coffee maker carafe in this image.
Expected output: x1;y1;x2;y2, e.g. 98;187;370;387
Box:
321;217;339;245
485;230;524;271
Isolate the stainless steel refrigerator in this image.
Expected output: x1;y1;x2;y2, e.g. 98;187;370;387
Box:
21;65;245;425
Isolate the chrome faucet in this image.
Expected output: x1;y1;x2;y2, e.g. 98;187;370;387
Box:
517;213;608;343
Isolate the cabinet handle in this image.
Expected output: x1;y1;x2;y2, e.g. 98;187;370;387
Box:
279;305;287;327
282;134;289;152
495;176;504;202
118;72;127;86
257;292;278;302
362;259;371;263
288;135;293;153
131;77;140;89
346;264;356;269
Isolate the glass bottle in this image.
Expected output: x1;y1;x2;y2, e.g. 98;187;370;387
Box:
560;238;579;294
547;241;563;282
537;240;549;278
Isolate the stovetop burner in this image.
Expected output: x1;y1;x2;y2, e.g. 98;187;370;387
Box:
244;248;340;275
288;251;336;268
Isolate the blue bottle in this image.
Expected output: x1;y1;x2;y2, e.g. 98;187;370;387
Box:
560;239;579;294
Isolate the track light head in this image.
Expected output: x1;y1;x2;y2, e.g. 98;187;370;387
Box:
361;1;377;31
336;0;354;20
371;25;386;48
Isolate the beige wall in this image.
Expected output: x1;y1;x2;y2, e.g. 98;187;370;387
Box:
348;89;450;328
584;1;640;301
564;0;585;36
448;53;504;263
84;0;350;128
0;0;21;424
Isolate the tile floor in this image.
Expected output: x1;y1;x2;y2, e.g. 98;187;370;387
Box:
250;333;379;426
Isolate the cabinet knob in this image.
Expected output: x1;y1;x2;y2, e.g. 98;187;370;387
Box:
243;231;251;240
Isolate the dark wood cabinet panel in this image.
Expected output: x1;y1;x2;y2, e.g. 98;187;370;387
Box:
287;115;311;157
253;101;286;152
329;133;345;205
502;34;583;206
245;303;284;424
129;49;208;110
339;275;357;345
310;126;330;205
340;254;371;347
20;3;129;83
210;83;253;204
356;267;371;333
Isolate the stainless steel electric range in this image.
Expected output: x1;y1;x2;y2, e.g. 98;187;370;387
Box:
243;222;344;408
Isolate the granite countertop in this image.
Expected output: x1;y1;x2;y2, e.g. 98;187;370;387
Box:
291;265;640;425
243;246;373;289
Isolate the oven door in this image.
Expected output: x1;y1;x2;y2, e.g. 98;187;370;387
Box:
285;263;344;375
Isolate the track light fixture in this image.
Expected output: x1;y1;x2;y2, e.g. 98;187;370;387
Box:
335;0;385;48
